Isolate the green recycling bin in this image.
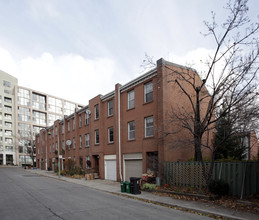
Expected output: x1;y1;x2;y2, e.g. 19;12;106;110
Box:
125;181;131;193
120;181;126;193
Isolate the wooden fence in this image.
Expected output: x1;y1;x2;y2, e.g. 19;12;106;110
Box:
163;161;259;196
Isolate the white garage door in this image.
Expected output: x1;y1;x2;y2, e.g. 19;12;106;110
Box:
105;160;117;181
125;159;142;181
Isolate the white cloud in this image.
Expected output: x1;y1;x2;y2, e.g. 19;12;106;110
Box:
0;48;19;76
0;48;120;105
168;48;215;76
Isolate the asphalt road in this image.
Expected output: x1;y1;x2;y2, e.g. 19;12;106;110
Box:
0;167;211;220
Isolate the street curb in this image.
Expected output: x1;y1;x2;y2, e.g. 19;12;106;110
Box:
27;170;249;220
110;192;246;220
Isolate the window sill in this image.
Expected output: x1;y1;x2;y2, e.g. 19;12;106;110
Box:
143;136;154;140
127;139;136;142
94;144;100;146
127;107;135;112
143;100;153;105
108;142;114;145
107;115;113;118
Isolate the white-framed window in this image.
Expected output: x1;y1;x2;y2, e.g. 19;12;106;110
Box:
53;144;55;152
79;115;82;127
95;130;99;144
128;90;134;109
144;81;153;103
55;126;57;136
145;116;154;137
72;118;75;130
85;133;90;147
79;135;82;148
85;112;89;125
128;121;135;140
67;121;70;132
95;104;99;119
62;124;64;134
108;127;114;143
62;140;65;151
108;100;113;116
73;137;76;149
55;142;58;151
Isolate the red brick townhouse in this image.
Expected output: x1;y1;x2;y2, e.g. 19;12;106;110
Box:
35;58;212;181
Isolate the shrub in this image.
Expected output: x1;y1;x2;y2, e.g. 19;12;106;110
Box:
209;179;229;196
142;183;157;191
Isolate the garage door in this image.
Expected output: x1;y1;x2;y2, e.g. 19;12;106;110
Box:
125;159;142;181
105;160;117;181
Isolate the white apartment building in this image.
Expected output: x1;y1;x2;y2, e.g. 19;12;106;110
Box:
0;70;83;166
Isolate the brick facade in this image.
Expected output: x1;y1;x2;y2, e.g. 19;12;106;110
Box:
36;58;213;181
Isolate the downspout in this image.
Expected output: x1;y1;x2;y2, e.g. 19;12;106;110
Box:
118;86;123;181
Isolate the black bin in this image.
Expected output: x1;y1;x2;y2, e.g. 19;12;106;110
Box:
130;177;141;194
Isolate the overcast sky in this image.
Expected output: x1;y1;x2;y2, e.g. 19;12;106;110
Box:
0;0;258;105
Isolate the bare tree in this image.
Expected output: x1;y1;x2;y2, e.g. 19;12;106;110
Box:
143;0;259;187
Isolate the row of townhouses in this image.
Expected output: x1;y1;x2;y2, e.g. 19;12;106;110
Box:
35;58;214;181
0;70;83;166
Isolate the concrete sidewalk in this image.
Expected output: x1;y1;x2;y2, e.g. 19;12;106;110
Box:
27;168;258;220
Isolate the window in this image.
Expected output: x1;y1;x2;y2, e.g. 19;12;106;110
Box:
48;97;62;114
18;88;30;106
5;130;12;136
18;107;30;122
85;112;89;125
108;127;114;143
144;81;153;103
3;80;11;87
32;93;46;110
53;144;55;153
73;137;76;149
64;101;76;115
79;136;82;148
4;97;12;103
5;138;13;144
95;130;99;144
67;121;70;131
5;146;13;152
62;140;65;151
5;114;12;120
55;126;57;136
62;124;64;134
108;100;113;116
79;115;82;127
5;122;12;128
95;104;99;119
128;90;135;109
4;105;12;112
72;118;75;130
33;111;46;126
48;114;60;125
145;116;154;137
85;134;90;147
128;121;135;140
